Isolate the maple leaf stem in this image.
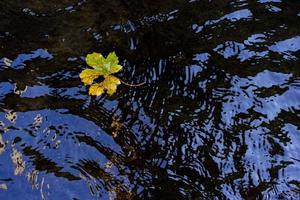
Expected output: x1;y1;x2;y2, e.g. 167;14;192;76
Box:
120;79;146;87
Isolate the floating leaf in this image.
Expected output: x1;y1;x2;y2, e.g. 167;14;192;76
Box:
103;75;121;95
89;75;121;96
86;52;122;75
88;83;104;96
106;52;122;73
109;63;122;74
86;53;105;69
79;69;102;85
108;52;122;74
106;52;118;65
80;52;123;96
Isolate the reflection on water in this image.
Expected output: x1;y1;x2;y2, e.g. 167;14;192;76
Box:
1;0;300;199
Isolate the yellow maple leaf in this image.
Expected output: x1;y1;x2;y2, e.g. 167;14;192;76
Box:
86;52;105;69
86;52;123;75
89;75;121;96
89;83;104;96
80;52;124;96
109;64;122;74
79;69;102;85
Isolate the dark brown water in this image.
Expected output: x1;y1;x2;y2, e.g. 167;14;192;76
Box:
0;0;300;199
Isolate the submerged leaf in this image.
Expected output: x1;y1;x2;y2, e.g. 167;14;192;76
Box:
79;69;102;85
11;148;25;175
111;117;124;138
89;75;121;96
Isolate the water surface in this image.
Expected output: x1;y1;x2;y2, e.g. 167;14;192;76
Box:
0;0;300;199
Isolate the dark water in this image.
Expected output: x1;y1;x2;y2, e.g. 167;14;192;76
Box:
0;0;300;199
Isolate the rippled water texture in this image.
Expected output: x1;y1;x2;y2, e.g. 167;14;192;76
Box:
1;0;300;199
